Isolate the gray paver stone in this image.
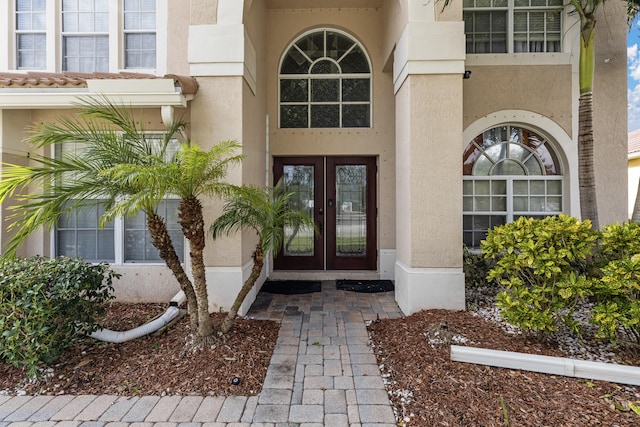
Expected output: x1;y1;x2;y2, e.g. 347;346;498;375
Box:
168;397;203;422
288;405;323;423
0;397;33;420
354;376;385;390
144;396;182;422
258;389;292;405
352;364;382;376
50;422;81;427
324;390;346;414
27;422;57;427
101;422;126;427
98;397;139;422
334;376;354;390
324;413;349;427
349;353;377;365
148;423;178;427
4;397;53;422
3;422;32;427
262;375;294;390
240;396;258;423
215;396;246;423
51;396;97;421
303;376;333;390
301;390;322;406
252;405;289;423
175;422;202;427
347;404;360;424
121;396;160;422
192;397;225;422
266;363;295;377
128;423;155;427
323;359;342;376
358;405;396;424
200;423;227;427
356;389;391;405
28;396;75;422
74;396;119;421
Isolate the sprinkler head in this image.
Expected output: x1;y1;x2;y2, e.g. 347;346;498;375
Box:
231;376;240;385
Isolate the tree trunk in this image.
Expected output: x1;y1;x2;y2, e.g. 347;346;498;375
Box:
577;15;599;229
220;242;264;335
578;92;599;228
179;197;214;340
147;213;199;331
632;178;640;223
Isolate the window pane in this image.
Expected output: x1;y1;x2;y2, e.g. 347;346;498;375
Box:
463;196;473;211
126;230;146;260
475;180;490;195
474;155;493;175
513;180;528;195
530;196;545;211
475;196;490;211
296;32;324;61
524;156;543;175
339;46;370;73
342;105;370;128
492;196;506;211
530;180;545;195
311;105;340;128
98;229;115;260
547;196;562;211
463;180;473;195
281;105;308;128
77;230;97;259
342;79;370;102
547;180;562;195
280;79;308;102
77;203;98;228
326;32;354;60
491;159;525;175
311;60;339;74
513;196;528;211
57;231;76;258
311;79;339;102
281;49;310;74
492;180;507;194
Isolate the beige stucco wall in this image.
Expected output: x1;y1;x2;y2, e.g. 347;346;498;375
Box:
396;74;463;268
592;1;628;226
266;6;397;252
189;77;244;266
463;65;573;135
166;0;191;75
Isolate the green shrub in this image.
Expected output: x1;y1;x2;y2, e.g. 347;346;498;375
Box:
463;245;496;287
482;215;597;335
0;256;117;378
596;222;640;265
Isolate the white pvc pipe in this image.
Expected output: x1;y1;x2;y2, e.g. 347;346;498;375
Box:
451;345;640;386
89;290;186;343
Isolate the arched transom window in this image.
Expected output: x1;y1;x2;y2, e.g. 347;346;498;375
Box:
463;125;563;247
279;29;371;128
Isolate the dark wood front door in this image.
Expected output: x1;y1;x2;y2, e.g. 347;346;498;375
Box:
274;156;377;271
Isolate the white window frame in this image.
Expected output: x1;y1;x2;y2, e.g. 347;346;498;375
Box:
15;0;47;70
122;0;157;70
462;125;564;248
61;0;110;73
278;28;373;129
463;0;564;55
4;0;167;74
52;135;185;266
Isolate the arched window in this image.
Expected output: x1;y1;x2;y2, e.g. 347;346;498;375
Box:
463;125;563;247
279;29;371;128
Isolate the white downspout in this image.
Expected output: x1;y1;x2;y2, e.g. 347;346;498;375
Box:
451;345;640;386
89;290;186;343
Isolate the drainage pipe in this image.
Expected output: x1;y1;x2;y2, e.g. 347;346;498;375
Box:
451;345;640;386
89;290;186;343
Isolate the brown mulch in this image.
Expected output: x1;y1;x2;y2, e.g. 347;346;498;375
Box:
369;309;640;426
0;303;279;397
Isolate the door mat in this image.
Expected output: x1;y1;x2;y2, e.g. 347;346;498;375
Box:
260;280;321;295
336;279;395;293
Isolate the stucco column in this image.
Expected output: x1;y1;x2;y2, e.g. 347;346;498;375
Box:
187;1;261;315
393;14;466;314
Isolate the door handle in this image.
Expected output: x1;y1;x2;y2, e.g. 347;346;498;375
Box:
318;221;323;233
318;208;323;215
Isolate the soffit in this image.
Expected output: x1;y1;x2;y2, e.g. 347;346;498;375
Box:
266;0;383;9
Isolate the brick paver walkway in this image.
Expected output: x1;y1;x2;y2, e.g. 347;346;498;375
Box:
0;281;403;427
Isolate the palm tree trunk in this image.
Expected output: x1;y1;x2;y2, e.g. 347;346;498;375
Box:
147;213;199;331
220;242;264;335
179;197;214;340
578;92;599;228
577;13;599;229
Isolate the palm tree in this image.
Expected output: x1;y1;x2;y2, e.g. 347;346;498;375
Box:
209;180;316;334
0;97;242;345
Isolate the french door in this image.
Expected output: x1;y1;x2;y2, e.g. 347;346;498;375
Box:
273;156;377;270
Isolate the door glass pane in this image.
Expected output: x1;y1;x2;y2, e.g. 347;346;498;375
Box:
282;165;315;256
335;165;366;257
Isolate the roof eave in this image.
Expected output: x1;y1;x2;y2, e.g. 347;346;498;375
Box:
0;91;189;109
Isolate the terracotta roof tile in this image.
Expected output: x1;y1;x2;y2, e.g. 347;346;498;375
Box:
0;71;198;95
630;129;640;154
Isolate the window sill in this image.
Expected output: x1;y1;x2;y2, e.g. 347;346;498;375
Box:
465;53;572;67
